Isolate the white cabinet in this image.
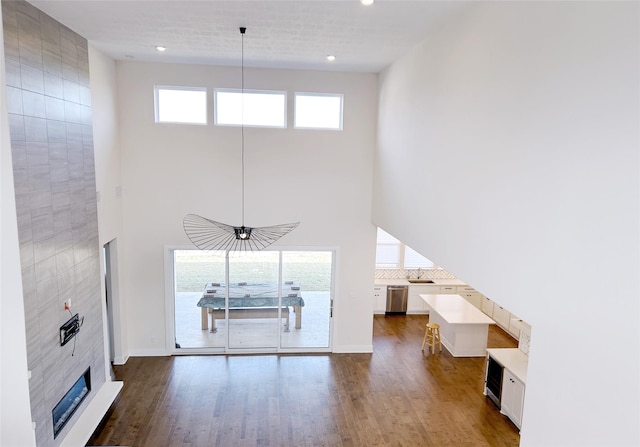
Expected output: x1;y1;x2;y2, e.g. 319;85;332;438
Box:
507;316;521;339
501;369;525;429
492;304;511;329
373;286;386;314
439;285;457;294
456;287;482;309
482;296;494;316
481;296;520;341
407;293;425;312
408;285;440;313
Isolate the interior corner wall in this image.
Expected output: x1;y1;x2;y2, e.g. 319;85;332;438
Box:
115;62;378;354
88;44;128;364
0;3;36;445
2;1;106;445
373;2;639;446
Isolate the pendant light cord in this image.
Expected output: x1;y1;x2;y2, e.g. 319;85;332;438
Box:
240;27;246;227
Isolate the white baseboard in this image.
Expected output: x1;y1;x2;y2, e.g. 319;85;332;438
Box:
333;345;373;353
112;355;129;365
59;381;123;447
127;348;170;357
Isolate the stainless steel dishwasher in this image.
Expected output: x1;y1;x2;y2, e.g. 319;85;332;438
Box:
385;285;408;315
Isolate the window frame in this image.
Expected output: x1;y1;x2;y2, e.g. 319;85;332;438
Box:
154;85;208;125
294;92;344;131
375;228;438;270
214;88;287;128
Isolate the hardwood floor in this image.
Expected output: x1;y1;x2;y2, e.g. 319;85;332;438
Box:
89;315;519;446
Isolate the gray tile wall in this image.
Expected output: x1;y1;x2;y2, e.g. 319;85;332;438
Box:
2;1;105;445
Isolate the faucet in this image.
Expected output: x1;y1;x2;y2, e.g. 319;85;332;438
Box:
417;267;422;279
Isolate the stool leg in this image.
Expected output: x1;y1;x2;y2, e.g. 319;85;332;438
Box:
421;325;429;351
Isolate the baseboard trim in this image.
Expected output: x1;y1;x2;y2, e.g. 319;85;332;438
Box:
333;345;373;353
127;349;170;357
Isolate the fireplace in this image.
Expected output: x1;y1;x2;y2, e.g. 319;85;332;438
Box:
52;367;91;438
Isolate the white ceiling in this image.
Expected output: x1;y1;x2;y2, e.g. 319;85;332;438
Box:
27;0;466;73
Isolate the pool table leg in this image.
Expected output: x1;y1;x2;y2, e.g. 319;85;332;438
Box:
294;305;302;329
201;307;208;330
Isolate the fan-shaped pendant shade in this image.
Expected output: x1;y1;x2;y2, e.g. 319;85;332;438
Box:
183;27;299;255
184;214;299;254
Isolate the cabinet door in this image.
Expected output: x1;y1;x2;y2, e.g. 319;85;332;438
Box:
482;296;494;316
501;369;525;429
407;290;424;312
461;292;482;309
492;305;511;329
373;286;386;313
440;285;456;294
508;317;521;339
407;285;440;313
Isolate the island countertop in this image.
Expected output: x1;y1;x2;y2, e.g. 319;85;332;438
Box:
421;294;495;357
421;294;495;325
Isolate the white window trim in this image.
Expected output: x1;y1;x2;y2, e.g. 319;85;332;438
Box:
154;85;208;125
294;92;344;131
375;229;438;270
214;88;287;128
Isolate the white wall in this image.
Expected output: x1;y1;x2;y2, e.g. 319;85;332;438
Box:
374;2;639;446
114;62;377;354
0;5;36;444
88;45;128;365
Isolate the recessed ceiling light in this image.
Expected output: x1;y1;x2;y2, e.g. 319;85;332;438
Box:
156;46;167;52
361;0;374;5
326;55;336;62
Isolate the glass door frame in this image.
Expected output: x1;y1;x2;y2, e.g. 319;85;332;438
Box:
165;245;336;355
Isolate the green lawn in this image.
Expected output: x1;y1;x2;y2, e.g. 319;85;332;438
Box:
175;250;332;292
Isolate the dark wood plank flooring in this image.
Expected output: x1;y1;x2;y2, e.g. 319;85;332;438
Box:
89;315;519;446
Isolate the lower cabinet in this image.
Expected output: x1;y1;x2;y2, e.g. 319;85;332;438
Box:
373;286;386;313
481;296;520;341
501;369;525;429
408;285;441;313
492;304;511;329
482;296;494;316
507;316;521;339
458;291;482;309
439;285;456;294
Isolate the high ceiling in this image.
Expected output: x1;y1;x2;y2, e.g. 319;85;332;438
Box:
27;0;466;73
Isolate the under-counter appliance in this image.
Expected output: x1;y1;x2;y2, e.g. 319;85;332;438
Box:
486;356;504;407
385;285;408;315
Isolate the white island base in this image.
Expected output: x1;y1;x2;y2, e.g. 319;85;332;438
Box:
421;294;495;357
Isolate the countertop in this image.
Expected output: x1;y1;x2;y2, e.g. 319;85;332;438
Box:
374;278;466;286
486;348;529;384
421;294;495;325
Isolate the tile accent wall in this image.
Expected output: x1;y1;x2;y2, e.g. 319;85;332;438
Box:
2;1;105;445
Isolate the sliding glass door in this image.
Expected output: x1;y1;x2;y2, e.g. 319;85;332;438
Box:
228;251;280;349
172;248;333;352
280;251;332;349
174;250;226;349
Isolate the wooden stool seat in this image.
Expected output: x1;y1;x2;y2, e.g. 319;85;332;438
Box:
421;322;442;354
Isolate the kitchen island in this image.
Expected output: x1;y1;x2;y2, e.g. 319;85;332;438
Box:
421;294;495;357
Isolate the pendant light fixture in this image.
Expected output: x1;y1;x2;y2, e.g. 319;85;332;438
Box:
183;27;299;255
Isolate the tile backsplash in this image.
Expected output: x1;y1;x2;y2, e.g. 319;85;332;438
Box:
375;268;457;280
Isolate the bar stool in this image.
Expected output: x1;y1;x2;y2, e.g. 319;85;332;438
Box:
421;323;442;354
